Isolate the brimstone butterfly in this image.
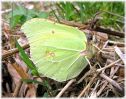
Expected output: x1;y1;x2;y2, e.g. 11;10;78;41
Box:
21;18;88;82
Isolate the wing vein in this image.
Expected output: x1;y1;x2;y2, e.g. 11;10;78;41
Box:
42;45;81;52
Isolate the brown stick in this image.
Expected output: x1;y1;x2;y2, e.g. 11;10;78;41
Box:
100;73;123;91
13;80;23;97
1;9;12;14
97;66;119;96
102;47;125;52
94;26;124;37
114;46;126;64
96;81;108;96
108;40;125;47
8;58;29;97
49;17;85;28
56;79;76;98
97;59;121;72
77;69;92;84
78;75;97;98
90;80;100;96
2;44;29;60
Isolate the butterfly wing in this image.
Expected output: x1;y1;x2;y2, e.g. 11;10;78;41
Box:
21;18;87;82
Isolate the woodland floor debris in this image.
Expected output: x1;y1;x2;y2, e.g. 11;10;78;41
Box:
2;20;125;97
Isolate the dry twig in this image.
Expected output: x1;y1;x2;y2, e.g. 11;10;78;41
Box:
97;62;120;96
78;74;97;98
56;79;76;98
114;46;125;64
90;80;100;97
108;40;124;47
100;73;123;92
13;80;23;97
1;9;12;14
2;44;29;60
97;59;121;72
94;26;124;37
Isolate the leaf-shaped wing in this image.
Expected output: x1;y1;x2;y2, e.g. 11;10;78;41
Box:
21;18;87;82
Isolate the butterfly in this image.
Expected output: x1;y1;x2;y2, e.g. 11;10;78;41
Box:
21;18;88;82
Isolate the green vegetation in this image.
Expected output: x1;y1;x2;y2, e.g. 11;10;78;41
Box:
16;41;39;76
9;5;49;28
6;2;124;30
54;2;124;29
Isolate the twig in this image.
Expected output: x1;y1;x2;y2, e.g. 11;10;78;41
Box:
85;57;92;69
114;46;126;64
6;83;11;93
108;84;122;96
49;17;85;28
100;73;123;91
108;40;125;47
2;43;29;60
97;59;121;72
96;81;108;96
100;40;108;50
102;10;124;19
56;79;76;98
78;74;97;98
115;64;124;67
1;9;12;14
97;40;109;56
101;53;115;60
90;80;100;97
8;57;29;97
94;26;124;38
77;70;91;84
13;80;23;97
77;63;97;84
103;47;124;52
102;40;109;48
92;10;124;24
92;43;106;54
97;65;119;96
8;57;29;79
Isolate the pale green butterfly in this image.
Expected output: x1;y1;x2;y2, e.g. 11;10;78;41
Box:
21;18;89;82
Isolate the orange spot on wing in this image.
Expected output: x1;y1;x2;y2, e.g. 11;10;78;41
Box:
45;50;55;58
